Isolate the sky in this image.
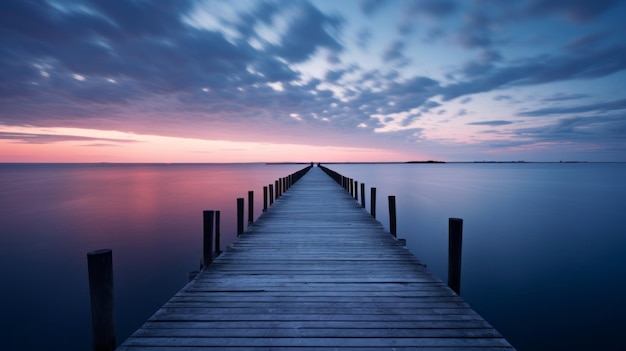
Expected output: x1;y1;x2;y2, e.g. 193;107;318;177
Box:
1;0;625;162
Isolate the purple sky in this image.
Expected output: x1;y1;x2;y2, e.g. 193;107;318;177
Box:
1;0;625;162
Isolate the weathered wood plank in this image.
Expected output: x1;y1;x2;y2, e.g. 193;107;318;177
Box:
121;336;512;348
118;166;515;350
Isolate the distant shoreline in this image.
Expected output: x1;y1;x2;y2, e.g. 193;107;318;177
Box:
1;161;624;166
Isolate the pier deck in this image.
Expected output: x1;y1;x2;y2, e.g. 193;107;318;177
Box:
118;166;515;350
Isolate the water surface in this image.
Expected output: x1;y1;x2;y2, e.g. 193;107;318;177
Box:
1;162;624;350
329;163;626;350
0;163;304;350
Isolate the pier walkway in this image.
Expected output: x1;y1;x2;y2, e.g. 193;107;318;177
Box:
118;166;515;350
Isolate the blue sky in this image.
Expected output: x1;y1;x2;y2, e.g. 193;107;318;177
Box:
1;0;625;162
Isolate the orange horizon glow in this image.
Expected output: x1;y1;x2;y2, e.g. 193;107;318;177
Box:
0;125;421;163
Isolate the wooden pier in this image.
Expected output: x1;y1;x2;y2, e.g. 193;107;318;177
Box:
117;166;515;350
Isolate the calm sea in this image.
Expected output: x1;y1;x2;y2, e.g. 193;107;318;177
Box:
0;163;624;350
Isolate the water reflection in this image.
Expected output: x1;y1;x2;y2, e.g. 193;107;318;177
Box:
328;163;626;350
0;163;305;350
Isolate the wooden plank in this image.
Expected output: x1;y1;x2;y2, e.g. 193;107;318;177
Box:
118;166;515;350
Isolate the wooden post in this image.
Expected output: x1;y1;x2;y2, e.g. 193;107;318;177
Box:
371;187;377;218
203;210;214;267
350;178;354;197
215;210;221;254
448;218;463;295
269;184;274;206
237;198;244;236
248;191;254;223
355;181;359;201
87;249;116;351
275;180;279;199
388;196;397;237
360;183;365;208
263;186;268;211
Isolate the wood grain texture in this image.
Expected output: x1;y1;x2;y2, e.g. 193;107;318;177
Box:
118;167;515;350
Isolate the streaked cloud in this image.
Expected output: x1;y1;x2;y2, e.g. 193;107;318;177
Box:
0;0;625;162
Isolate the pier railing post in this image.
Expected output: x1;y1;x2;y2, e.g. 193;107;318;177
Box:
275;180;279;199
269;184;274;206
215;210;221;254
355;181;359;201
388;196;397;237
237;198;244;236
360;183;365;208
263;186;268;211
448;218;463;295
203;210;214;266
350;178;354;197
248;191;254;224
87;249;116;351
371;187;377;218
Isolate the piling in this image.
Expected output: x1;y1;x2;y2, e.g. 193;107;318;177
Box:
202;210;214;266
448;218;463;295
248;191;254;224
87;249;116;351
215;210;221;254
371;187;377;218
360;183;365;208
269;184;274;206
237;198;244;235
388;195;397;237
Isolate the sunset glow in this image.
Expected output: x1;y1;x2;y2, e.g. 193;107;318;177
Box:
1;0;625;162
0;125;411;163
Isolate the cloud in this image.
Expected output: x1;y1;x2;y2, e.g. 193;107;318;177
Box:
494;95;512;101
0;131;139;144
440;45;626;101
382;40;411;67
467;120;514;126
456;11;494;49
357;28;372;49
525;0;619;22
541;93;589;102
515;114;626;145
271;2;344;63
398;0;458;35
382;41;405;61
360;0;390;16
517;98;626;116
563;32;608;52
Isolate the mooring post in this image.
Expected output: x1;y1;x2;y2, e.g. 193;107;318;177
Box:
87;249;116;351
388;196;397;237
350;178;354;197
215;210;221;254
355;181;359;201
203;210;214;267
248;191;254;224
269;184;274;206
263;186;268;211
371;187;377;218
275;180;279;199
360;183;365;208
448;218;463;295
237;198;244;236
